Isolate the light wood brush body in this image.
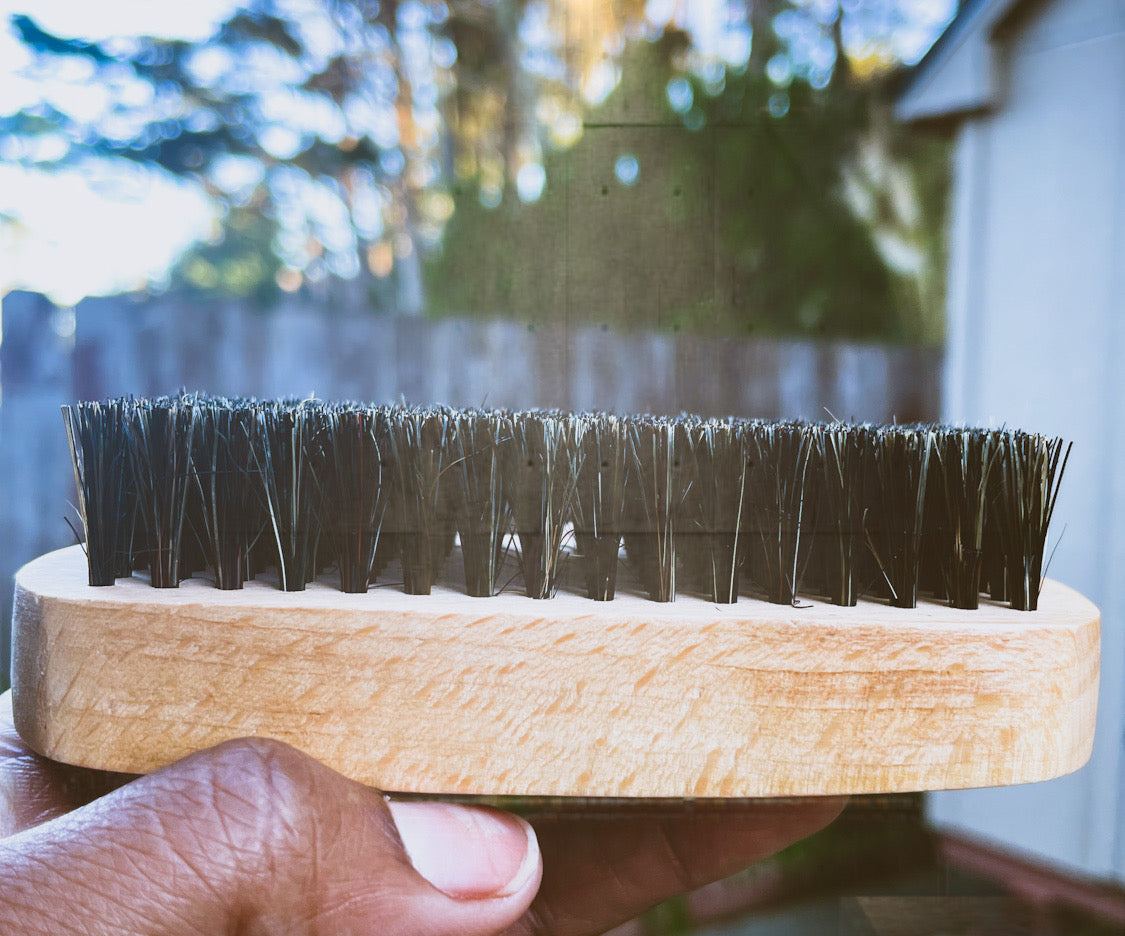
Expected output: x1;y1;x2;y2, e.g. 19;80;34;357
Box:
9;397;1100;799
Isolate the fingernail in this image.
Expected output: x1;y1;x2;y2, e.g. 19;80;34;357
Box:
387;800;540;900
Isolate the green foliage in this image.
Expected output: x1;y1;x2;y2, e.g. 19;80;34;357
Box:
3;0;463;302
426;40;950;344
169;205;282;304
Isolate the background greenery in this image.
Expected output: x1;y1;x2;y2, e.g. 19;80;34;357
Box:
2;0;951;343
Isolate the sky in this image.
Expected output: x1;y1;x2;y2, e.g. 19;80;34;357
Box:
0;0;239;305
0;0;240;41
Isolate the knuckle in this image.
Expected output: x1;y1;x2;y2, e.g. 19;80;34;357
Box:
208;737;317;795
191;738;329;859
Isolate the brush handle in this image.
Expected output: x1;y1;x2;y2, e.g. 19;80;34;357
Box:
11;546;1098;798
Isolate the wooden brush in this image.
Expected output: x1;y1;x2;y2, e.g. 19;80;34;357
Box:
9;396;1099;799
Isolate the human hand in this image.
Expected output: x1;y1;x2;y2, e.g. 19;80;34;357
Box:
1;690;843;934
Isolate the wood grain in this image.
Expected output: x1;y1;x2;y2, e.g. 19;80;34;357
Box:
11;546;1099;797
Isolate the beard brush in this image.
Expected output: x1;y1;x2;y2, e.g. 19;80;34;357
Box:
10;395;1098;799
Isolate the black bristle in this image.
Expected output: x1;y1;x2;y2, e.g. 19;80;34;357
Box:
371;526;398;581
61;400;131;586
626;416;692;602
572;413;629;601
935;428;995;609
798;431;826;600
255;400;325;591
685;419;748;604
449;410;511;597
744;421;815;605
323;404;392;593
920;444;947;601
502;411;580;599
193;400;257;589
996;430;1071;611
113;476;140;579
388;406;451;595
179;397;209;582
867;425;934;609
818;423;871;606
981;449;1008;602
125;397;198;588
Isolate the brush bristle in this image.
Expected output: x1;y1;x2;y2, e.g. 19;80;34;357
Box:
573;414;628;600
683;419;748;604
996;431;1072;611
744;421;816;605
322;404;393;593
62;400;130;586
256;400;325;591
866;425;934;609
192;400;257;590
450;409;510;597
502;410;580;599
816;422;872;606
125;397;198;588
60;395;1071;611
625;416;692;602
387;405;453;596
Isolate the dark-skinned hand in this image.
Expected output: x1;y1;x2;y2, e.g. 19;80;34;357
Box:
0;690;843;935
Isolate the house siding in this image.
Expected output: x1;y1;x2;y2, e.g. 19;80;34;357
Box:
929;0;1125;883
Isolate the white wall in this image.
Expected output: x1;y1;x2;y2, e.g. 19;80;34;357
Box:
933;0;1125;883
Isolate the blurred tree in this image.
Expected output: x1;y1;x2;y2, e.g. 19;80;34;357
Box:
4;0;502;305
427;9;951;343
1;0;952;339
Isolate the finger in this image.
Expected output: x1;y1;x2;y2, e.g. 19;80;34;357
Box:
1;737;541;936
1;690;132;837
511;797;845;936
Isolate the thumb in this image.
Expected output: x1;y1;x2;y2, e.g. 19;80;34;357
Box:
0;737;541;936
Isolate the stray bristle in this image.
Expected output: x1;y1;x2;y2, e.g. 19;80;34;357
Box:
60;396;1071;611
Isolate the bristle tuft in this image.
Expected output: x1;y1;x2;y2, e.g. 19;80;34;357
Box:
388;406;452;596
573;414;629;601
502;411;579;599
450;410;510;597
626;416;692;602
323;404;392;593
867;425;934;609
126;397;198;588
61;400;131;586
685;419;748;603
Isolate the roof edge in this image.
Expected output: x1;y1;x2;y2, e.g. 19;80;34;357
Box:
895;0;1026;124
